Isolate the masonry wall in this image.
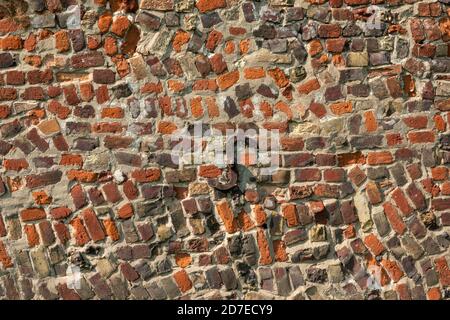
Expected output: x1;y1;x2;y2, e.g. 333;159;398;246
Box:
0;0;449;300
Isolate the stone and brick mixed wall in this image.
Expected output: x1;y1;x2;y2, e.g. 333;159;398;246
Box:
0;0;449;300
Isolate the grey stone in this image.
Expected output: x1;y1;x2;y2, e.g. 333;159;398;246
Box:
421;237;441;255
146;281;167;299
390;163;407;186
274;267;291;296
75;277;95;300
205;267;222;289
401;235;424;260
328;264;344;283
30;247;50;277
131;286;151;300
401;256;418;278
220;268;238;290
258;267;274;292
31;13;56;28
160;276;180;299
373;209;390;237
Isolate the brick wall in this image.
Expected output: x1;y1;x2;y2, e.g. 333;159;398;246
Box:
0;0;449;300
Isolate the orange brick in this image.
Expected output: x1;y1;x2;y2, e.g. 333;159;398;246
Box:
1;35;22;50
256;228;273;265
3;159;29;171
157;121;177;134
24;225;40;247
60;154;83;166
117;203;134;219
66;170;98;182
364;234;385;256
330;101;353;115
215;199;239;234
103;219;120;241
268;67;289;88
199;165;222;178
101;107;124;118
131;168;161;183
273;240;288;262
205;96;220;118
431;166;448;181
20;208;46;222
282;203;299;227
217;70;239;90
172;29;190;52
173;269;192;293
381;259;404;283
297;78;320;94
244;67;265;79
190;96;203;118
175;252;192;268
364;110;377;132
367;151;394;165
54;31;70;52
383;202;406;235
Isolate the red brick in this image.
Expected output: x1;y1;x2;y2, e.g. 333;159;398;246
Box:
268;67;289;88
1;35;22;50
198;165;222;178
257;228;273;265
382;259;404;283
297;78;320;94
0;240;12;268
173;269;192;292
50;207;72;220
383;202;406;235
103;218;120;241
408;130;435;143
364;234;385;256
282;203;299;227
403;115;428;129
131;168;161;183
102;182;122;203
434;256;450;287
324;168;345;182
196;0;226;13
366;181;382;204
123;180;139;200
111;16;131;37
367;151;394;165
71;184;87;209
391;188;413;216
118;203;134;219
70;217;91;246
20;208;46;222
6;71;25;85
54;222;70;244
38;220;55;246
318;24;341;38
120;262;139;281
24;224;40;247
406;183;426;210
3;158;29;171
217;70;239;90
431;166;448;181
273;240;288;262
82;208;106;242
295;168;321;182
0;215;6;237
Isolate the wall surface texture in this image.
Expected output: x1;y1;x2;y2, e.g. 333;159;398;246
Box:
0;0;449;300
